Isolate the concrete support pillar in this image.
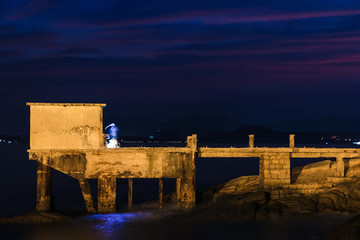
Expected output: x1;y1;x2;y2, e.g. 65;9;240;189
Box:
176;178;181;207
128;178;133;210
79;178;96;213
97;175;116;213
289;134;295;148
159;178;163;208
249;135;254;148
179;175;196;208
259;153;290;190
36;162;52;212
178;134;197;208
336;157;345;177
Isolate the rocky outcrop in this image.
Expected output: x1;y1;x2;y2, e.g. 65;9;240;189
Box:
291;160;335;183
346;158;360;177
202;159;360;222
215;176;259;196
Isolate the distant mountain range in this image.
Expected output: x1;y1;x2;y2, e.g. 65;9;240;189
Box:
105;114;360;137
200;126;341;144
104;113;243;137
267;117;360;134
5;115;360;144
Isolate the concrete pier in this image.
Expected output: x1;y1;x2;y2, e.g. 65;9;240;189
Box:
27;102;360;213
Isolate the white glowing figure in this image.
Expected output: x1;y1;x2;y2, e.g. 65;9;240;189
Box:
353;141;360;145
107;138;120;148
105;123;120;148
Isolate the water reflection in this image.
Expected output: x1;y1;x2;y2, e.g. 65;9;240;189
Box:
79;212;149;237
23;212;151;240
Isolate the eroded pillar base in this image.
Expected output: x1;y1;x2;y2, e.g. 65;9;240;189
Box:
36;162;52;212
128;178;133;210
179;177;196;208
177;135;197;208
159;178;163;208
98;175;116;213
176;178;181;207
79;178;96;213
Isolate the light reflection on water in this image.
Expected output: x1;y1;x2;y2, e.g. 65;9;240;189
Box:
79;212;149;236
0;210;354;240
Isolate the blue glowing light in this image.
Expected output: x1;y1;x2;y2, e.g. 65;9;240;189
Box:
79;213;148;235
105;123;120;148
105;123;118;138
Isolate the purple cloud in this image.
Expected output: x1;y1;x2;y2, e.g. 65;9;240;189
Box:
53;8;360;29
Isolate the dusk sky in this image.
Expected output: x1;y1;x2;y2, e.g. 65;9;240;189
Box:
1;0;360;134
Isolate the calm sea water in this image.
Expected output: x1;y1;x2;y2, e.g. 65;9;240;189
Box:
0;142;357;239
